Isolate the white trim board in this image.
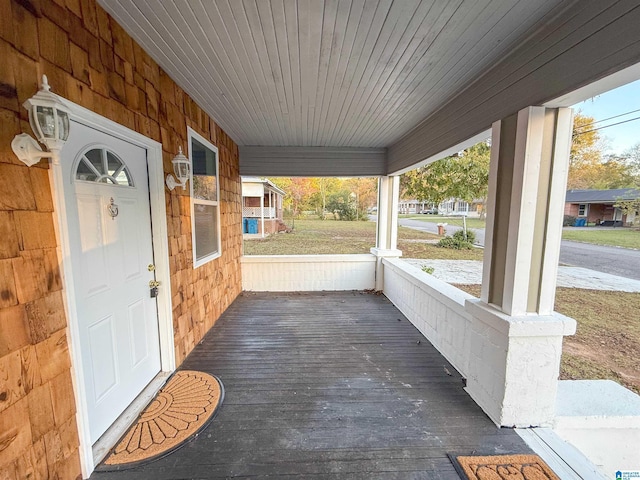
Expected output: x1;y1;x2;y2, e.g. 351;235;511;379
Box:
188;127;222;268
92;372;171;465
516;428;607;480
50;94;175;478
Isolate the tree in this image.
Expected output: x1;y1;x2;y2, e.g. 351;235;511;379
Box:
623;143;640;177
566;112;638;190
614;143;640;225
310;177;339;219
268;176;378;222
401;141;490;209
326;189;357;220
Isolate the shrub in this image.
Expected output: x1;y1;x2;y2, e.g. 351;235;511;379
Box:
563;215;576;227
452;229;476;244
437;230;474;250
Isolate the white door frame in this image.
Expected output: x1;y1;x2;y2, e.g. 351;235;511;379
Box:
48;96;175;477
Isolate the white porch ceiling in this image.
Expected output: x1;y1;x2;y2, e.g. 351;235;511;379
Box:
100;0;564;148
99;1;640;175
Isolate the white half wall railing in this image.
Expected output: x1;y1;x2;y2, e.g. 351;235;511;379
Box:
381;257;474;376
241;254;376;292
382;257;576;428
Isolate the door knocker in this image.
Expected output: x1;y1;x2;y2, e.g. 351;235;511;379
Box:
107;197;119;220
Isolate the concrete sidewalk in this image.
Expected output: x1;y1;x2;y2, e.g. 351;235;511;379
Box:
401;258;640;292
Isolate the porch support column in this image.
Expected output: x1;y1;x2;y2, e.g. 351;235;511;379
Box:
260;194;265;238
465;106;577;427
371;175;401;291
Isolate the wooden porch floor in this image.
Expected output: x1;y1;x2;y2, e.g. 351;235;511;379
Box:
91;291;531;479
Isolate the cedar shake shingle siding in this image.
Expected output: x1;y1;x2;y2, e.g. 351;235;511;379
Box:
0;1;242;477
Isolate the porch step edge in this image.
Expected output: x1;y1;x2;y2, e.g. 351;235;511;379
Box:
516;427;607;480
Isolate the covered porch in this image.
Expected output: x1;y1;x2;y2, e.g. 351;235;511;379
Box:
2;1;640;478
91;291;537;479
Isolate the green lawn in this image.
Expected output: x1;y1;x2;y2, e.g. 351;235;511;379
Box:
562;228;640;249
243;219;482;260
403;215;640;249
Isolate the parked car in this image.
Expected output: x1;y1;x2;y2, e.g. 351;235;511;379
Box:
421;207;439;214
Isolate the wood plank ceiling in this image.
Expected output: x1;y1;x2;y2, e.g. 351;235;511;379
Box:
99;0;566;150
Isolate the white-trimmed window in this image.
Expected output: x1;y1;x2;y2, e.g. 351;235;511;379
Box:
578;204;587;216
189;128;221;267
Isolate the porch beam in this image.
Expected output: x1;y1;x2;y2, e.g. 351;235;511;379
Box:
239;146;386;177
387;1;640;174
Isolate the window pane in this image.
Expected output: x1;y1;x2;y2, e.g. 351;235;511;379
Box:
194;203;218;260
76;159;98;182
75;148;133;186
85;149;104;174
107;151;122;175
192;138;217;201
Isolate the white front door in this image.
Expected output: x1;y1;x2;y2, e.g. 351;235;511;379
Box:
61;121;161;444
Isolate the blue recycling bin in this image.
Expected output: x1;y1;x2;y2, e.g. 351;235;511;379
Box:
247;218;259;234
574;218;586;227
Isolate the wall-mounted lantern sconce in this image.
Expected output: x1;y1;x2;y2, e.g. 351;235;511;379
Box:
166;146;191;191
11;75;70;166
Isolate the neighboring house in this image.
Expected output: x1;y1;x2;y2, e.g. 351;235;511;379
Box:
565;188;640;226
241;177;286;237
438;198;486;217
398;199;433;214
398;198;484;216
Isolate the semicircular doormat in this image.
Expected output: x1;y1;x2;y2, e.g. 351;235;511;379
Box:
99;370;223;470
450;454;560;480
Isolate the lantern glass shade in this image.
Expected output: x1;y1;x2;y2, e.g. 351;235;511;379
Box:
174;158;190;181
24;76;71;151
58;109;70;141
36;106;56;138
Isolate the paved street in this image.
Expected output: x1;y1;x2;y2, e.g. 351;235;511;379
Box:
558;240;640;281
397;217;640;281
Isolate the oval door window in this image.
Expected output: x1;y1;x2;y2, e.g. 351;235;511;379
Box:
75;147;134;186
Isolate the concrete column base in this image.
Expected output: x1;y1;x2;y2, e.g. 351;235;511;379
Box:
370;247;402;291
464;299;576;427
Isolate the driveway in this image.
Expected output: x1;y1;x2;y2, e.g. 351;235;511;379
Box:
397;217;640;281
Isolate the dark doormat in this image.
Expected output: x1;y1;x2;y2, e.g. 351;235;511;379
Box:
448;453;560;480
97;370;224;471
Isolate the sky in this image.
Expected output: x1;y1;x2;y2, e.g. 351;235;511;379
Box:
573;78;640;156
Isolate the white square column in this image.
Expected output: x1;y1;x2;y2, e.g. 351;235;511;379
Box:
371;176;402;290
465;107;577;426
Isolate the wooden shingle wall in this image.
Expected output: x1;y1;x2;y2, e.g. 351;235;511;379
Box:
0;0;242;477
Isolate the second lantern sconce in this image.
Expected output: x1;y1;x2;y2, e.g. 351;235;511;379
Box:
166;146;191;191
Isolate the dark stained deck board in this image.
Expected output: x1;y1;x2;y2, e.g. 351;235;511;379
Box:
91;291;531;479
